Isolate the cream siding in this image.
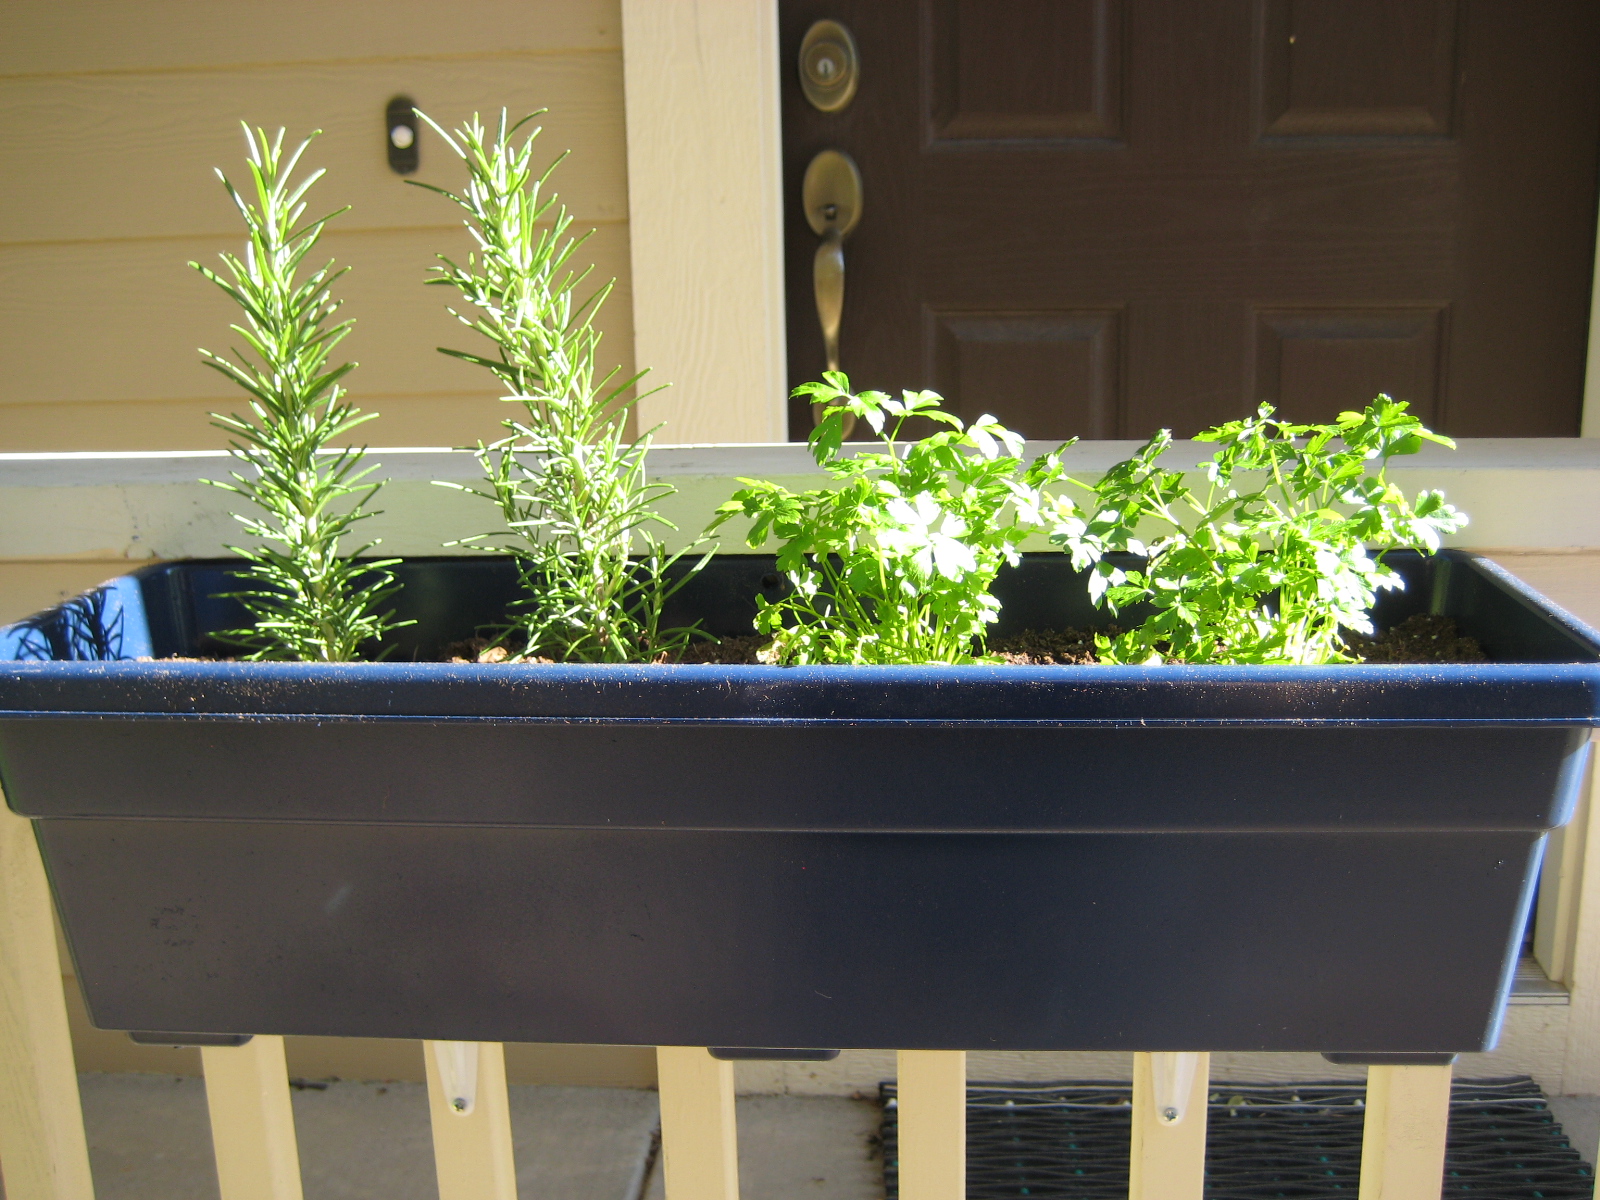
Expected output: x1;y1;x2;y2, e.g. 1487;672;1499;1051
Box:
0;0;635;453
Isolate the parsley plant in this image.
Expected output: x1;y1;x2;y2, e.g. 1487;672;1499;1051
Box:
1050;397;1466;664
713;374;1067;664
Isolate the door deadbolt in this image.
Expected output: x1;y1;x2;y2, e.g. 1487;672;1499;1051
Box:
800;20;859;113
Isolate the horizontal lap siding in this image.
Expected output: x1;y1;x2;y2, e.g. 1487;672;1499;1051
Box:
0;0;634;451
1;1;619;75
0;224;633;440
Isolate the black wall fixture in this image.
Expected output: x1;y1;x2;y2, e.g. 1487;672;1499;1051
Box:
386;96;419;174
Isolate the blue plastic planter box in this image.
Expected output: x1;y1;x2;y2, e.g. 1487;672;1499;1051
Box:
0;550;1596;1056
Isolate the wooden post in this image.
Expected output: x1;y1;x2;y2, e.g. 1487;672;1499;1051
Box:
0;803;95;1200
1129;1052;1210;1200
620;0;790;443
200;1035;303;1200
1359;1063;1452;1200
1562;752;1600;1092
896;1050;966;1200
656;1046;739;1200
423;1040;517;1200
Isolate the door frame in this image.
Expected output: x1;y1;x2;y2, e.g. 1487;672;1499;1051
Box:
621;0;1600;1091
1586;237;1600;437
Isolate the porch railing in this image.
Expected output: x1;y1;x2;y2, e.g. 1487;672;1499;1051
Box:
0;805;1455;1200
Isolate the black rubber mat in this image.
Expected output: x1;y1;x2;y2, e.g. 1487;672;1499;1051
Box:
880;1076;1594;1198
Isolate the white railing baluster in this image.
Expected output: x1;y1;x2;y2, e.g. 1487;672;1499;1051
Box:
1129;1052;1210;1200
1359;1063;1453;1200
656;1046;739;1200
200;1035;303;1200
0;803;95;1200
424;1040;516;1200
896;1050;966;1200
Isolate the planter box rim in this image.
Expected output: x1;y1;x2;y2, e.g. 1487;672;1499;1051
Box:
4;550;1600;725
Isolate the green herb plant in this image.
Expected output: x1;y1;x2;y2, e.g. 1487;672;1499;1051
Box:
713;374;1067;664
1049;397;1466;664
415;110;702;662
192;126;406;661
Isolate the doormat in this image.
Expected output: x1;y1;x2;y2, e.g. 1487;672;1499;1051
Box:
880;1076;1594;1199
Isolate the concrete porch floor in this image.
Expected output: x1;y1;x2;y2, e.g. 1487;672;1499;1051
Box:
62;1073;884;1200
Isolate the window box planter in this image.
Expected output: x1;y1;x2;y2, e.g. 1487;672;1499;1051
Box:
0;550;1595;1056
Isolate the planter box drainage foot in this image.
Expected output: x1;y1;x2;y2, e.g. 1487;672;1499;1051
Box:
708;1048;841;1061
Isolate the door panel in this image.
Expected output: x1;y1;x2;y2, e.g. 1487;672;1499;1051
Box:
782;1;1600;440
930;309;1123;438
928;0;1126;142
1256;0;1461;138
1255;307;1446;427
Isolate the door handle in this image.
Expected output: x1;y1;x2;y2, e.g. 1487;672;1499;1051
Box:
803;149;863;430
815;229;845;375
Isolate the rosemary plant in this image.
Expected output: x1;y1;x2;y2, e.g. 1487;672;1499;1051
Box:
192;126;405;661
414;110;701;662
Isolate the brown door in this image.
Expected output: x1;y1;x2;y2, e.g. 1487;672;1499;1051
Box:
781;1;1600;441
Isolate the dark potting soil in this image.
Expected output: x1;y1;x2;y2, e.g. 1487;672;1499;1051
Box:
446;634;549;664
986;614;1486;666
441;616;1484;666
989;627;1107;665
445;632;767;665
981;614;1486;666
1347;612;1487;663
676;634;772;665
